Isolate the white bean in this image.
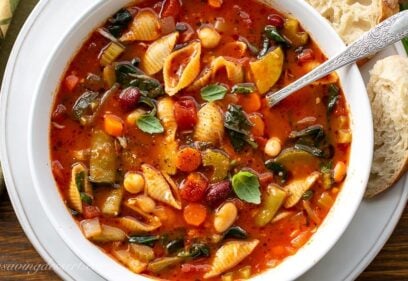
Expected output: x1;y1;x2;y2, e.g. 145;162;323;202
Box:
214;202;238;233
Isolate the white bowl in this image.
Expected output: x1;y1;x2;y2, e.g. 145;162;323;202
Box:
27;0;373;280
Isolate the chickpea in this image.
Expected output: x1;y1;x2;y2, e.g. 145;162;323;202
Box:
333;161;347;183
124;172;145;194
198;27;221;49
264;137;282;157
133;194;156;213
214;202;238;233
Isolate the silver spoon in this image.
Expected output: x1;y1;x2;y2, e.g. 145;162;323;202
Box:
267;10;408;107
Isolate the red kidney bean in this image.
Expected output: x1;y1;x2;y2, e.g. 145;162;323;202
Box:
267;14;284;29
258;172;274;187
180;172;209;202
83;205;101;219
205;180;231;208
119;87;141;111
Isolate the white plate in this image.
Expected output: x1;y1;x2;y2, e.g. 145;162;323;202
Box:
0;1;406;280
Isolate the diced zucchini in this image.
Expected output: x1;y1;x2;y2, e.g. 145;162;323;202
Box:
255;184;287;227
147;257;183;273
89;130;117;183
90;224;126;243
130;244;155;262
202;149;230;182
101;186;124;216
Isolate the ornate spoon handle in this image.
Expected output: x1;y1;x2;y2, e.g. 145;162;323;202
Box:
267;10;408;107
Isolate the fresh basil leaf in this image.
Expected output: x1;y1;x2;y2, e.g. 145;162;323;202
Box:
223;226;248;240
80;192;93;205
137;115;164;134
264;25;290;46
231;83;256;94
129;235;160;246
201;84;228;102
327;84;339;114
231;171;261;204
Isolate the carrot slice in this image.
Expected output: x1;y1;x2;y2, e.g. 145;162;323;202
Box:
104;113;124;137
239;93;262;113
65;74;79;91
176;147;202;172
248;113;265;137
183;203;207;226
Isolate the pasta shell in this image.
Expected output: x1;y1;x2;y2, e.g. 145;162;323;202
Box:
163;41;202;96
193;103;224;145
250;47;284;94
157;97;178;174
68;163;92;213
120;9;161;42
284;171;320;208
142;164;182;209
204;240;259;279
118;216;161;234
112;249;147;274
90;224;127;243
210;56;244;83
142;32;179;75
189;56;244;91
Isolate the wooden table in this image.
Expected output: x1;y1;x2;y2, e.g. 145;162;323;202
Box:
0;190;407;281
1;1;408;281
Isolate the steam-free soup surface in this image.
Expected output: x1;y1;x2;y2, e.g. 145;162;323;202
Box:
50;0;351;280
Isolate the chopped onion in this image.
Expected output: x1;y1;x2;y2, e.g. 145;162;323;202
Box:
214;17;228;33
80;218;102;239
97;28;121;43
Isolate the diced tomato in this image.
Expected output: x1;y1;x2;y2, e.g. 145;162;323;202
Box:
174;98;198;131
52;104;67;123
65;74;79;92
181;263;211;273
83;205;101;219
297;49;314;64
258;172;274;187
160;0;181;18
180;172;209;202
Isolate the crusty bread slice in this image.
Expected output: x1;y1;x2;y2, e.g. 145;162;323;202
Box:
306;0;399;45
365;55;408;198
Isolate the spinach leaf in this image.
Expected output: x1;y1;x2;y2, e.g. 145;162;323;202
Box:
138;96;157;116
265;160;288;184
177;243;210;259
80;192;93;205
129;235;160;246
224;105;257;151
289;125;325;140
327;84;339;114
72;91;99;121
201;84;228;102
107;9;132;38
264;25;290;46
75;171;85;192
231;83;256;94
137;115;164;134
166;239;185;255
223;226;248;240
294;143;333;159
129;74;164;98
115;62;144;85
231;171;261;204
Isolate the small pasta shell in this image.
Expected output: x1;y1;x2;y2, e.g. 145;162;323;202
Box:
118;216;161;234
210;56;244;84
90;224;127;243
120;9;161;42
250;47;284;94
193;103;224;145
142;32;179;75
142;164;182;209
163;41;202;96
157;97;177;138
68;163;92;213
284;171;320;208
204;240;259;279
112;249;147;274
188;66;212;91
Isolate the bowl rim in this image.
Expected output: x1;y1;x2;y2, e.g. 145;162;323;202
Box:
27;0;373;280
